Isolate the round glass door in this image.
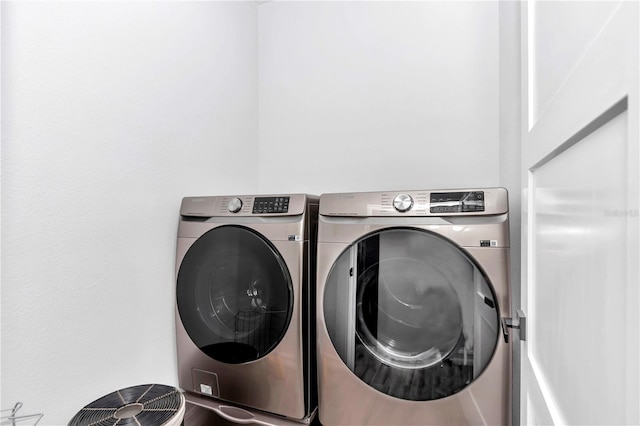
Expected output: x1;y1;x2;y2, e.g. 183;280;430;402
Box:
323;228;500;401
177;225;293;364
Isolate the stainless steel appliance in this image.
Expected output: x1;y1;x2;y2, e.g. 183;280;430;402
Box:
316;188;511;425
175;194;318;423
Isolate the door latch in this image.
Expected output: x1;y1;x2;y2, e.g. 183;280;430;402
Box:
501;309;527;342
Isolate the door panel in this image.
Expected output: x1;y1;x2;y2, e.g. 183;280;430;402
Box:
531;111;629;424
530;1;623;123
521;1;639;424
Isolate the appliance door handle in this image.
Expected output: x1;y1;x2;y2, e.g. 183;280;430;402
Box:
213;405;272;425
501;309;527;343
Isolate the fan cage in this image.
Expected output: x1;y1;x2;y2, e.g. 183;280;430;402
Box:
68;384;184;426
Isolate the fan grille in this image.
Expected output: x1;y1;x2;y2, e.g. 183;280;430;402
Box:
68;384;184;426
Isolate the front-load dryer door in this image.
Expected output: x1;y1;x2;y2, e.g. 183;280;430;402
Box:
323;228;500;401
177;225;293;364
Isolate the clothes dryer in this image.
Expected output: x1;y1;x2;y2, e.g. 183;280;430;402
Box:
316;188;511;425
175;194;318;423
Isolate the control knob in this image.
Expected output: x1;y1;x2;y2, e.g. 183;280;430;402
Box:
228;197;243;213
393;194;414;212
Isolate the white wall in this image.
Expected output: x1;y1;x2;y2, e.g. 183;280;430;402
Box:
1;2;258;424
258;1;500;195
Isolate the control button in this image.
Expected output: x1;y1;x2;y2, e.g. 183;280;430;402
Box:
252;196;290;214
228;197;243;213
393;194;414;212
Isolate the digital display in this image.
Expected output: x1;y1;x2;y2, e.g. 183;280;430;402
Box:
252;196;290;214
430;191;484;213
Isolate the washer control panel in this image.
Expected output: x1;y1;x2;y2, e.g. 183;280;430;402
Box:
430;191;484;213
252;196;290;214
319;188;506;217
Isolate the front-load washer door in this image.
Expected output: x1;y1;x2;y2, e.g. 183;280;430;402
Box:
177;225;293;364
323;228;500;401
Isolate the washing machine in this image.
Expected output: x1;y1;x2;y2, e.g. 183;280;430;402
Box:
316;188;511;425
175;194;318;423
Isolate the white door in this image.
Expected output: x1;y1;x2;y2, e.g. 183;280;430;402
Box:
521;1;639;425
